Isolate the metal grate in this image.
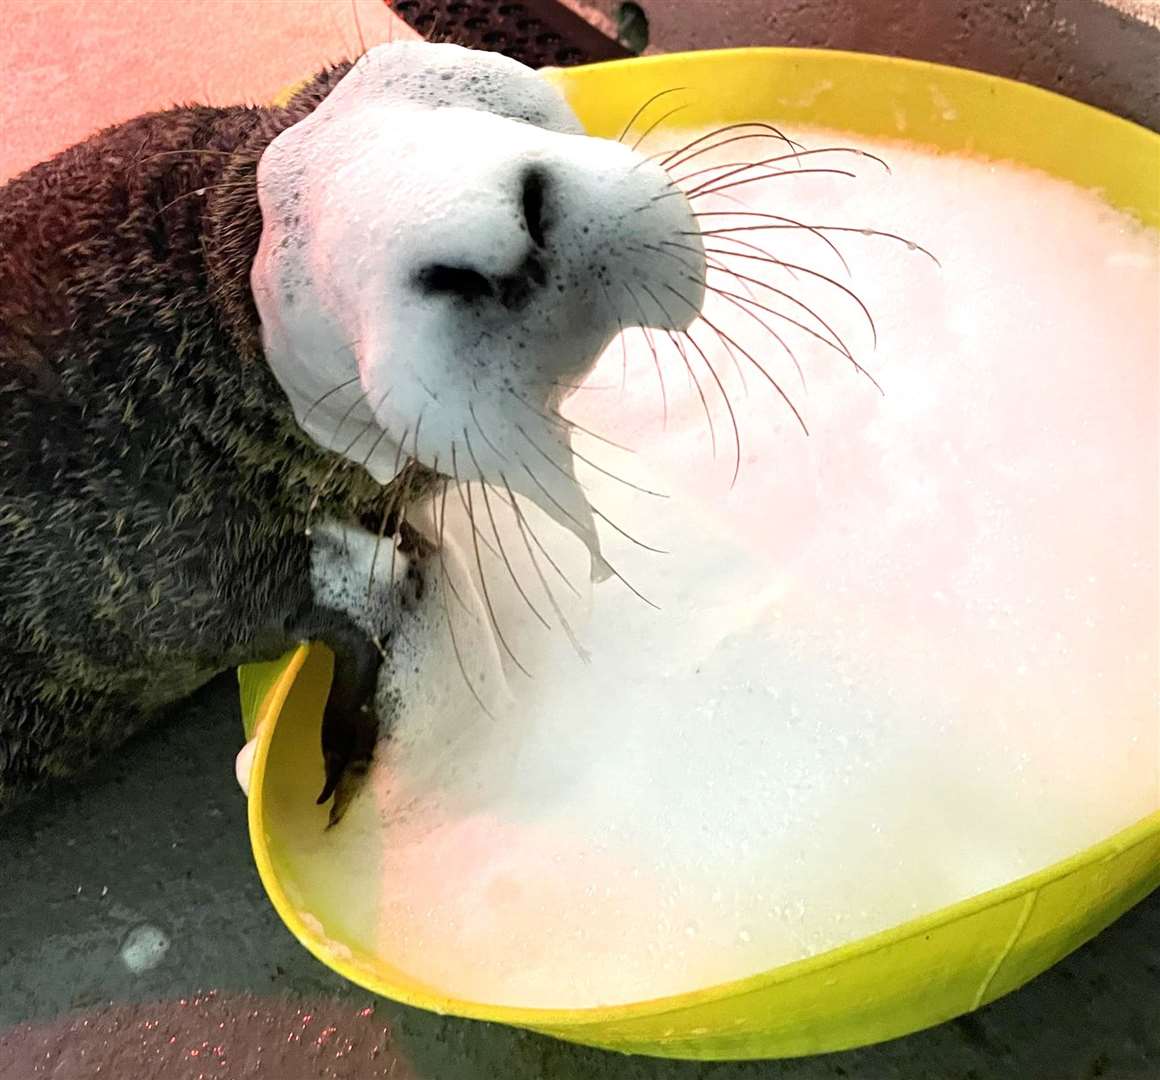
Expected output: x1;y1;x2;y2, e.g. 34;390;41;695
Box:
387;0;633;68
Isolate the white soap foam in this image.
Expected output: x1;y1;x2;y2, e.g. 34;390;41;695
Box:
309;126;1160;1008
120;924;171;974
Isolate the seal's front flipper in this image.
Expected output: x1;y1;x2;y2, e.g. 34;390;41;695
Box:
317;696;376;821
294;610;383;826
321;749;372;829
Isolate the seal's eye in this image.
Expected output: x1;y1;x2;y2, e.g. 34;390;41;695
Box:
416;264;494;302
521;168;547;249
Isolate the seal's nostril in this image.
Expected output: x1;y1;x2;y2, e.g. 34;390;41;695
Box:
521;168;547;249
416;264;494;302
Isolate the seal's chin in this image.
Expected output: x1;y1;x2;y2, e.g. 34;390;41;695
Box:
251;41;706;573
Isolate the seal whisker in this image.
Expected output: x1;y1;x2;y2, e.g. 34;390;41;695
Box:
519;426;672;517
701;307;808;433
498;472;582;599
691;210;851;274
638;281;718;457
699;242;879;348
505;387;634;453
684;321;744;486
454;450;532;679
702;281;810;395
519;463;660;608
464;430;550;630
616;86;688;145
500;472;589;661
630;103;692;154
622;283;668;426
701;248;852;356
654;121;805;169
387;417;427;590
300;370;362;429
373;424;409;587
704;267;882;393
672;145;890;192
702;219;940;265
436;477;496;720
701;231;802;283
469;401;508;462
680;145;890;198
436;474;476;618
304;388;382;534
154;179;252;219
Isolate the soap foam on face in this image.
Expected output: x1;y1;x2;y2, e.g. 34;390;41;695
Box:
308;127;1160;1008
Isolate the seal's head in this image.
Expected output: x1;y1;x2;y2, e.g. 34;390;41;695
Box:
252;42;706;572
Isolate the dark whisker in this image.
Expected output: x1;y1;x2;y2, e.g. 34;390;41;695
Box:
702;254;856;357
704;251;844;354
505;387;634;453
686;167;858;201
469;401;508;462
569;443;668;497
436;475;476;618
376;424;410;583
616;86;687;145
630;103;691;153
692;210;851;274
703;309;808;432
638;281;718;457
388;419;427;588
300;370;362;429
686;323;743;487
460;473;532;679
589;507;667;554
498;473;582;599
703;281;809;395
647;280;743;483
138;147;235;165
155;179;252;218
703;263;882;393
655;122;805;169
464;430;550;631
673;159;793;188
703;231;802;282
709;221;941;265
623;284;668;426
436;476;496;719
304;389;384;534
596;279;632;397
518;464;660;610
675;144;890;191
660;282;806;433
700;240;879;346
500;473;589;661
450;474;502;562
681;145;890;198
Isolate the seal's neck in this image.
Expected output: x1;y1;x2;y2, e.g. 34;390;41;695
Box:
204;63;355;368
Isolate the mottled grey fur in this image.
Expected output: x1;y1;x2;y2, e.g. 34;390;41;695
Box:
0;62;431;815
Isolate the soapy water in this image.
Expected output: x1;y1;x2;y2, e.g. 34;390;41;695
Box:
304;126;1160;1008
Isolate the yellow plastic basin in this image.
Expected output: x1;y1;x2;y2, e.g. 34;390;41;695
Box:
242;48;1160;1060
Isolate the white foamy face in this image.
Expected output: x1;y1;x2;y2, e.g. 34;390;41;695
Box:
252;42;704;575
305;124;1160;1008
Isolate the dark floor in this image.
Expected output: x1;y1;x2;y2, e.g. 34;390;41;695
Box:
0;677;1157;1079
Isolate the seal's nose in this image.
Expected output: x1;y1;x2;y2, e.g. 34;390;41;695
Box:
414;168;552;311
520;167;548;249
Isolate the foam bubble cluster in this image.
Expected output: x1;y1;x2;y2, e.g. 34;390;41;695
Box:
306;125;1159;1008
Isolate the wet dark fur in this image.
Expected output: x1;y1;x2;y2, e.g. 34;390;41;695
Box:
0;62;432;813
